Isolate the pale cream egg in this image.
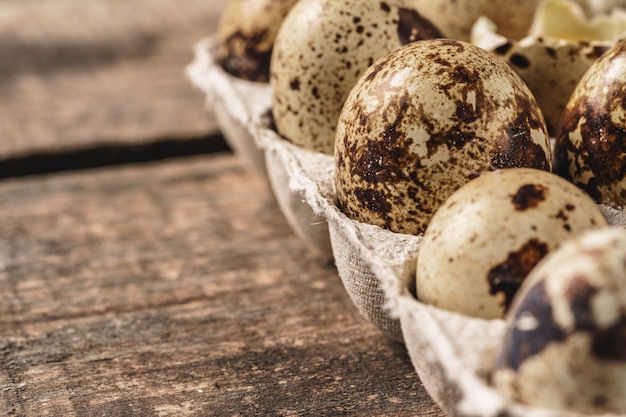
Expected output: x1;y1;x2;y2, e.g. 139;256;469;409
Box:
270;0;442;154
415;168;607;319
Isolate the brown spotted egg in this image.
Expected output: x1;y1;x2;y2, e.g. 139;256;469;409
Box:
335;39;552;235
415;168;607;319
554;39;626;209
217;0;298;82
494;227;626;414
408;0;541;41
270;0;442;154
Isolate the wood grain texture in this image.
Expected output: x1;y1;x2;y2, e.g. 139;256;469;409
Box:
0;0;228;158
0;154;445;416
0;2;447;415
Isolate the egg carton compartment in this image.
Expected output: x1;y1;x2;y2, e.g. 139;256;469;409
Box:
186;37;271;177
258;114;626;416
188;36;626;417
257;126;334;261
187;37;334;261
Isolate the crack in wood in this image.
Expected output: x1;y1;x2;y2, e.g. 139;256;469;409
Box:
0;134;231;180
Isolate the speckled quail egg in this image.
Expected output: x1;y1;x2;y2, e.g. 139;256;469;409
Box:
408;0;541;41
270;0;443;154
494;227;626;414
217;0;298;82
335;39;552;235
472;0;625;135
415;168;607;319
554;39;626;209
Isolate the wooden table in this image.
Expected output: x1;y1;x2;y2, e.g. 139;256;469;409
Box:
0;2;445;415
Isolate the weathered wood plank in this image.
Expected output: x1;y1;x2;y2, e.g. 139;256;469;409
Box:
0;154;444;416
0;0;228;158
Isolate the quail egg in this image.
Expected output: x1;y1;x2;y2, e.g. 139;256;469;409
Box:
217;0;298;82
415;168;607;319
335;39;551;235
554;39;626;209
270;0;443;154
472;0;626;134
494;227;626;414
408;0;541;41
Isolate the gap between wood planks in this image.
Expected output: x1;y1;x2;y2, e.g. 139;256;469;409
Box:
0;134;231;180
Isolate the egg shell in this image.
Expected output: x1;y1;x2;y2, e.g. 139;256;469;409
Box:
575;0;626;15
270;0;443;154
494;227;626;414
335;39;552;236
554;39;626;209
408;0;541;41
415;168;607;319
472;17;613;135
217;0;298;82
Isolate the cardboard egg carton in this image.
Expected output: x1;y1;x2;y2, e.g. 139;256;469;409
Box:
187;37;626;417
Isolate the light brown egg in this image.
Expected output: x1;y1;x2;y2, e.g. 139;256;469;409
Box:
408;0;541;41
270;0;442;154
217;0;298;82
494;228;626;414
554;39;626;208
335;39;552;235
415;168;607;319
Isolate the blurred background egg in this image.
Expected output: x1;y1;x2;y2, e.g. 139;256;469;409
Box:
416;168;607;319
270;0;443;154
335;39;551;235
472;0;626;135
408;0;541;41
554;39;626;208
494;228;626;414
217;0;298;82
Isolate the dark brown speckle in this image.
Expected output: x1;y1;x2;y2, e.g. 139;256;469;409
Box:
565;276;598;331
487;238;549;311
494;42;513;56
510;53;531;69
396;8;443;45
511;184;546;211
496;280;566;371
218;30;272;82
565;276;626;361
592;314;626;361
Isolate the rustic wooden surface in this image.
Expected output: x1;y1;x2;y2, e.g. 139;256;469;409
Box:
0;1;446;415
0;155;444;416
0;0;227;158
